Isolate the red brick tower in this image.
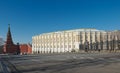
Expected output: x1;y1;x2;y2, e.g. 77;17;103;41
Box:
3;24;20;54
6;24;13;45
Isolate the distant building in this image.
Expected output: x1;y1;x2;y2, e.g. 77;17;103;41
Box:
32;29;120;54
3;24;32;54
20;44;32;55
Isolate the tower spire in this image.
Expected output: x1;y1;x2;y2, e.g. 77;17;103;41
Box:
6;24;13;44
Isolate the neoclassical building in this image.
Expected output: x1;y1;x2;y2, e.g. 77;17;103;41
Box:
32;29;120;54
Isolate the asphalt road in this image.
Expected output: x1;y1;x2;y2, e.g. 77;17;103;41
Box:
1;52;120;73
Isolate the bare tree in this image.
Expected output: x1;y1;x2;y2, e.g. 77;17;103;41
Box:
90;30;92;51
100;32;103;50
0;37;4;46
106;32;109;50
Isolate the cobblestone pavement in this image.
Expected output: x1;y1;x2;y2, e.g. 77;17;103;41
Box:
1;52;120;73
0;55;11;73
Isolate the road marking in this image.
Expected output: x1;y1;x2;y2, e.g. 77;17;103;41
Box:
87;57;94;59
80;57;85;59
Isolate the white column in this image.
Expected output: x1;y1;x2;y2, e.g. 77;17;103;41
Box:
58;34;60;53
51;34;53;53
56;33;58;53
67;33;69;52
63;32;65;52
70;32;73;52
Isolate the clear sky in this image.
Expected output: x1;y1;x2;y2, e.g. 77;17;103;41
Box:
0;0;120;43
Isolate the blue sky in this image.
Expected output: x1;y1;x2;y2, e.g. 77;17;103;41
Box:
0;0;120;43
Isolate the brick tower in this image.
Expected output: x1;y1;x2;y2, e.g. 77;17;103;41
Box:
3;24;20;54
6;24;13;45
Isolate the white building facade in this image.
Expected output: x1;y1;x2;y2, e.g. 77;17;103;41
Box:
32;29;120;54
